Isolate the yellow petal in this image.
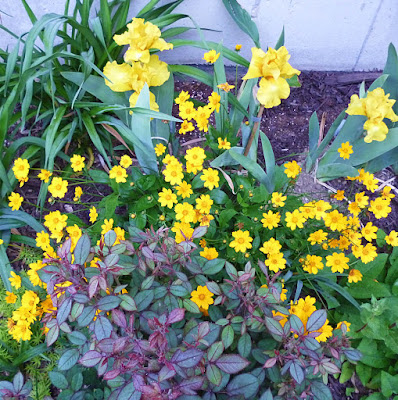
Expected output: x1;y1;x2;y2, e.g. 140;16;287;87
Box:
242;47;267;80
103;61;136;92
363;119;388;143
346;94;366;116
129;91;159;112
257;77;290;108
145;55;170;87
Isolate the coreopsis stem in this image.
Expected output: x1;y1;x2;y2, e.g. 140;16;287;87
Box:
243;105;265;157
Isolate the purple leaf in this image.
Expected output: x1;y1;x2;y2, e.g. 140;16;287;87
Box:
158;366;176;382
57;297;72;325
171;348;203;368
46;325;59;347
215;354;250;374
94;315;113;341
265;317;284;337
112;309;127;329
167;308;185;325
79;351;102;367
263;358;277;368
177;376;204;395
88;276;99;299
206;364;222;386
97;295;121;311
290;361;304;384
104;369;121;381
207;341;224;362
306;310;327;332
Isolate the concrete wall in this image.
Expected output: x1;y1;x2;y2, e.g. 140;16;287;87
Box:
1;0;397;71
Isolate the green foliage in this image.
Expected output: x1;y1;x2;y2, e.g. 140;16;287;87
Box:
306;43;398;180
336;249;398;399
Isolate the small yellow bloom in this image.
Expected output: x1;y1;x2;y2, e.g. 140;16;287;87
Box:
119;155;133;168
48;177;68;199
12;158;30;183
174;202;195;224
74;186;83;202
195;194;213;214
8;192;23;211
9;271;21;289
190;285;214;310
200;247;219;260
109;165;127;183
284;160;302;179
326;252;349;273
89;206;98;223
70;154;85;172
385;230;398;246
235;44;242;51
200;168;219;190
302;255;324;275
217;137;231;150
175;181;193;199
179;120;195;135
158;188;177;209
38;169;52;183
333;190;345;201
154;143;167;157
271;192;287;207
175;91;190;105
338;142;353;160
36;231;50;251
230;230;253;253
101;218;114;235
348;269;363;283
217;82;235;93
203;50;220;64
5;291;17;304
208;92;221;113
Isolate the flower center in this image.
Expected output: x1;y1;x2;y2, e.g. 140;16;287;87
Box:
199;294;206;301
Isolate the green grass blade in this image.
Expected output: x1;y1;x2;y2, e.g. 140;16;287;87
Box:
275;27;285;49
0;233;12;291
99;0;112;44
169;65;213;86
20;0;38;24
44;106;67;169
82;113;112;169
137;0;162;17
222;0;260;47
4;39;20;95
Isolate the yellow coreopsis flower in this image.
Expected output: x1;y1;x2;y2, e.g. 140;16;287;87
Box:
74;186;83;202
174;202;195;224
308;229;328;245
12;158;30;184
348;269;363;283
285;209;306;230
5;291;17;304
265;252;287;273
48;177;68;199
235;44;242;51
326;252;349;273
230;230;253;253
190;285;214;310
158;188;177;209
217;82;235;92
203;50;220;64
8;192;23;211
196;194;213;214
154;143;166;157
179;101;196;121
200;168;219;190
175;91;190;105
109;165;127;183
284;160;302;178
101;219;114;235
70;154;85;172
163;161;184;186
271;192;286;207
89;206;98;223
179;120;195;135
385;230;398;246
36;231;50;251
176;181;193;199
338;142;353;159
172;222;194;243
369;197;391;219
302;255;324;275
9;272;21;289
200;247;219;260
44;210;68;232
361;222;378;241
217;137;231;150
208;92;221;113
120;155;133;168
261;210;280;229
113;18;173;64
260;238;282;255
38;169;52;183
